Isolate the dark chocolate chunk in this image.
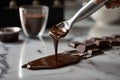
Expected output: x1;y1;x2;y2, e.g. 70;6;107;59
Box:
76;43;98;53
94;40;111;50
68;42;82;48
116;38;120;42
110;40;120;46
112;34;120;39
112;35;120;42
102;36;120;46
102;36;114;40
87;49;103;56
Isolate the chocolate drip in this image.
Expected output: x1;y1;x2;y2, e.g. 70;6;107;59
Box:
49;26;68;63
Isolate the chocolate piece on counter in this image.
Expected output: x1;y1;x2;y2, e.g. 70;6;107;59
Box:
90;37;103;42
95;40;111;50
116;38;120;42
102;36;114;40
87;49;103;56
110;40;120;46
112;34;120;39
22;50;83;70
112;34;120;41
68;42;82;48
112;35;120;43
102;36;120;46
76;43;98;53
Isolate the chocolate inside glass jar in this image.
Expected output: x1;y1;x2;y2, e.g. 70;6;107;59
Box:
23;14;45;37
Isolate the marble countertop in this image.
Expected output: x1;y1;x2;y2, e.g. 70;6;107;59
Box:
0;26;120;80
1;3;120;79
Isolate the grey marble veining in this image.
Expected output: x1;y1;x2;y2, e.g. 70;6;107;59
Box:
0;43;9;77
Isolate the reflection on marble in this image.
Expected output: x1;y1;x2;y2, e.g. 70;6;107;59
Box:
0;31;120;80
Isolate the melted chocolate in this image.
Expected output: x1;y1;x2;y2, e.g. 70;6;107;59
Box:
49;26;68;62
23;14;45;36
49;26;67;39
22;26;120;70
22;25;73;70
22;50;83;70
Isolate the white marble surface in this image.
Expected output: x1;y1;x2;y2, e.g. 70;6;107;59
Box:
1;3;120;79
0;28;120;80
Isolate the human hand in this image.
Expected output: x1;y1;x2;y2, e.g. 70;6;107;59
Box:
94;0;120;8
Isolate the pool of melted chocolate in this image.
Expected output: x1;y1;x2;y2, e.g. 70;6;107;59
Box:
22;50;84;70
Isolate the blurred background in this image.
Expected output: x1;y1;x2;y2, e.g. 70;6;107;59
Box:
0;0;120;30
0;0;64;28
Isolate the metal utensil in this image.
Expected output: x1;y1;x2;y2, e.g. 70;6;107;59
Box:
49;0;109;39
